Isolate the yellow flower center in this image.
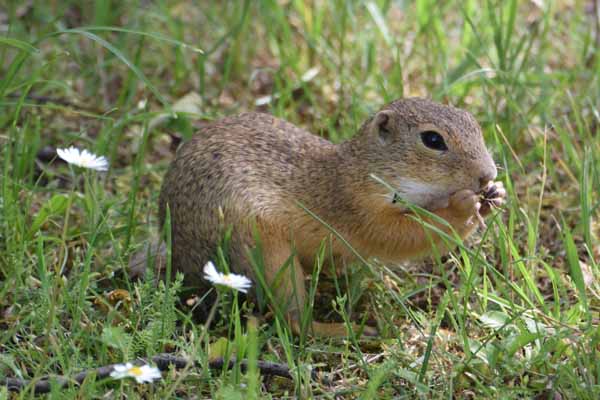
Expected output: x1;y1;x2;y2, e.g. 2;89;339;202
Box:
128;366;143;376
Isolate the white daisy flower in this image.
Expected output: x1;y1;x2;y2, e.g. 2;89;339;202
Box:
203;261;252;293
56;146;109;171
110;362;162;384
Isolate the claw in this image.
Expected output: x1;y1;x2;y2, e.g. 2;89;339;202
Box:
484;186;498;199
478;181;506;217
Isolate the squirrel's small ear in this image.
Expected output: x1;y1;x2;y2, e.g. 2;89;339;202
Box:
374;110;393;144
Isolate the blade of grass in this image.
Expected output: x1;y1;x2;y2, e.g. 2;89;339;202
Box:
44;29;172;112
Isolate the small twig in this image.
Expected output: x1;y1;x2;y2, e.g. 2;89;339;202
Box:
1;353;305;394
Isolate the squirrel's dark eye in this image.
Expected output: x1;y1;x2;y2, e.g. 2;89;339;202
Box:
420;131;448;151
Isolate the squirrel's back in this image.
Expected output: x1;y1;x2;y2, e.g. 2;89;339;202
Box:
159;112;341;223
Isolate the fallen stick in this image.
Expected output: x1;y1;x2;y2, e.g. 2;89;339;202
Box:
1;354;303;394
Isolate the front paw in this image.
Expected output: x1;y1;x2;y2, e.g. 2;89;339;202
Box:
479;181;506;216
448;189;480;219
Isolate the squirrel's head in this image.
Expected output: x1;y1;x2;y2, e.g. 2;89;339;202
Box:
354;98;497;209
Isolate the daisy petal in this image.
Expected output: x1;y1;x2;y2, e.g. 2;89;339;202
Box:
203;261;252;293
203;261;220;282
56;146;109;171
110;363;161;383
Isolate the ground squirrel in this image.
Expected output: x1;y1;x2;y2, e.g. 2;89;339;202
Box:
156;98;505;337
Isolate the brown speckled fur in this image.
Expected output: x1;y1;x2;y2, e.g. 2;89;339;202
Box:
158;98;498;337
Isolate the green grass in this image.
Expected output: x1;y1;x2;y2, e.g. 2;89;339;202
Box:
1;0;599;398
